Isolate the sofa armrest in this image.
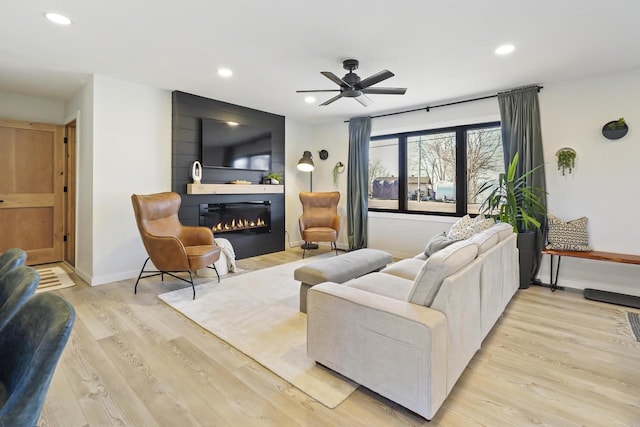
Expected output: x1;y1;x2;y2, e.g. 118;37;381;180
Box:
307;282;448;420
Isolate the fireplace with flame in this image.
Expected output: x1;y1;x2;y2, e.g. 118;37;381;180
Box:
199;201;271;234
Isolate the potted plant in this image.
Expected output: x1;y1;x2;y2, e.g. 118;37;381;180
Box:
555;147;576;175
263;171;283;184
602;117;628;140
477;152;546;288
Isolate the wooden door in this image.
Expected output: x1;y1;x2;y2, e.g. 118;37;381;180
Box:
0;119;65;265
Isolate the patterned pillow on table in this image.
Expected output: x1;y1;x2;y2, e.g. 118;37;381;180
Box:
546;214;592;251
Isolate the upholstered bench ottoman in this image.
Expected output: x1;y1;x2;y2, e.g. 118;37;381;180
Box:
294;248;393;313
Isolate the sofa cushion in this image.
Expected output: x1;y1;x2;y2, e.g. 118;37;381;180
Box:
424;232;461;257
493;222;514;241
345;272;413;301
468;228;500;254
381;258;425;281
407;240;479;307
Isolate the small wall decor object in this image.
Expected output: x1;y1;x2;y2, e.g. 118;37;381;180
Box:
602;117;628;140
319;149;329;160
332;161;345;189
191;161;202;184
555;147;576;175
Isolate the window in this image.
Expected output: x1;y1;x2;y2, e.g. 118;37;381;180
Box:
368;122;503;216
368;138;399;210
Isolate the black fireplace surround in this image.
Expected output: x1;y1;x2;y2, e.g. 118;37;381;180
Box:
172;91;285;259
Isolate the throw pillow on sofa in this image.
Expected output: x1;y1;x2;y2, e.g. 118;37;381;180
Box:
448;214;495;240
546;213;592;251
424;232;461;257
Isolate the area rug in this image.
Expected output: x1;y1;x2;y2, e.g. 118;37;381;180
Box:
158;254;359;408
627;312;640;342
35;266;76;293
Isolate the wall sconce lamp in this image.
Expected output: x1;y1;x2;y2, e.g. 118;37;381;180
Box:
297;151;315;191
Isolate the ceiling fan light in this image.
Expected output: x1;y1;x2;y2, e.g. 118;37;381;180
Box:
304;96;316;104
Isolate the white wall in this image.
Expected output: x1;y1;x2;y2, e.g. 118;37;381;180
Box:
65;78;95;281
64;75;171;285
309;70;640;295
0;90;66;124
538;68;640;295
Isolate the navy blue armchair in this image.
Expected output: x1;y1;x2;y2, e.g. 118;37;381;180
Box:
0;266;40;332
0;248;27;280
0;293;75;426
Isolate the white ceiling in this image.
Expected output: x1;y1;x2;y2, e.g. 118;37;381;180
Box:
2;1;640;125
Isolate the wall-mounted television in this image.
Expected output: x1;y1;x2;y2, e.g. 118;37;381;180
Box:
201;118;272;171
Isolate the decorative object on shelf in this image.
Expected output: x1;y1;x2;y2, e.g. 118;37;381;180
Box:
191;161;202;184
263;171;283;184
332;161;345;189
230;180;251;185
319;149;329;160
555;147;576;175
602;117;628;140
297;151;315;191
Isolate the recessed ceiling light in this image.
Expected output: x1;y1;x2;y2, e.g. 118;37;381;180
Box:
217;68;233;78
495;44;515;56
45;13;71;25
226;121;239;126
304;96;316;104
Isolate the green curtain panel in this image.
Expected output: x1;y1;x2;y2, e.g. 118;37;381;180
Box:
347;117;371;250
498;86;547;284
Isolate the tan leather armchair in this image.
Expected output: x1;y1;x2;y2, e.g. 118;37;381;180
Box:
131;192;221;299
298;191;340;258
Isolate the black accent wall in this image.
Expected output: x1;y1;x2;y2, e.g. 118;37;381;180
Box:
172;91;285;259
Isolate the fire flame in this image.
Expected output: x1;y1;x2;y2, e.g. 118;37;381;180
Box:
212;217;266;232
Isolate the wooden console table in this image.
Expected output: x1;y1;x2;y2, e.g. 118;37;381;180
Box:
541;249;640;309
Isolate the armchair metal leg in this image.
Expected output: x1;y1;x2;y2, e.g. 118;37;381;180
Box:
332;242;338;256
207;264;220;282
134;257;152;294
134;257;199;299
188;271;195;300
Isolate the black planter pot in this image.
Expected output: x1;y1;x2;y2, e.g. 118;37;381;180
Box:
517;231;536;289
602;122;628;140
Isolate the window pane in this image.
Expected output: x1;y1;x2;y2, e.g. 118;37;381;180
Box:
466;126;504;214
368;138;399;210
406;132;456;213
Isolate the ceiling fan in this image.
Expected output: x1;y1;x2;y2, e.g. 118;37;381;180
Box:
296;59;407;106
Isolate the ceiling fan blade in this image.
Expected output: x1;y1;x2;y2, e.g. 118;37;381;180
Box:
355;70;394;90
362;87;407;95
354;94;373;107
296;89;341;93
321;71;350;88
320;93;344;106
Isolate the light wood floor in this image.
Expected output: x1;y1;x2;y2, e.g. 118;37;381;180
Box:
39;248;640;426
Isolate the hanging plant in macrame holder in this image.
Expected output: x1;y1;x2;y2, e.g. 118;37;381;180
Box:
556;147;576;176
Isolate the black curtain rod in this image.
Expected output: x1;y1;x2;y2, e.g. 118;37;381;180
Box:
344;85;543;122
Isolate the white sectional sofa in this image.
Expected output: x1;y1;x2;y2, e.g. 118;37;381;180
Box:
306;222;519;420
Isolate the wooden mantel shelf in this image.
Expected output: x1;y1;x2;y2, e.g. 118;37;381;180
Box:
187;183;284;195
